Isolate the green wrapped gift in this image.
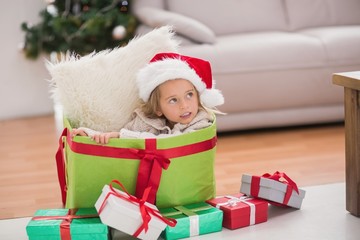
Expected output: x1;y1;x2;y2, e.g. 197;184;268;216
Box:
26;208;108;240
160;202;223;239
57;117;217;209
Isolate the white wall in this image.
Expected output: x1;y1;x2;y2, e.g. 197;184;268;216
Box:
0;1;54;120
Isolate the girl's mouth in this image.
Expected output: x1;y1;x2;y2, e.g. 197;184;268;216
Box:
180;112;192;119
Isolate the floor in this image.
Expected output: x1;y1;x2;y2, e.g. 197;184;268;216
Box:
1;182;359;240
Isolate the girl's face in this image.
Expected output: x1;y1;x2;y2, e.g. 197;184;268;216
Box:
156;79;199;126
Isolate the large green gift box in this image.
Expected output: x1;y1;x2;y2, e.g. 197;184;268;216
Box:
26;208;108;240
160;202;223;239
57;118;217;209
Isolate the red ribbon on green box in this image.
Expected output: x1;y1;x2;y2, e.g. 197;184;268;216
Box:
56;128;217;206
31;209;98;240
130;138;171;205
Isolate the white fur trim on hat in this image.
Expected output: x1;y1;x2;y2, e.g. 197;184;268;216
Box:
201;88;225;108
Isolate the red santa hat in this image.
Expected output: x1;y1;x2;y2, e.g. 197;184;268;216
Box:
136;52;224;108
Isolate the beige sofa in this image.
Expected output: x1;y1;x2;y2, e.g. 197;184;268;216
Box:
133;0;360;132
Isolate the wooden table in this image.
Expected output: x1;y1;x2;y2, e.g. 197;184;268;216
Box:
333;71;360;217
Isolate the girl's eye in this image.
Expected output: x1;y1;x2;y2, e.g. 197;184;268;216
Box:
186;92;194;99
169;98;177;104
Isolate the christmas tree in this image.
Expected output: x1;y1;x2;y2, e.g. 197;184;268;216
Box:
21;0;138;59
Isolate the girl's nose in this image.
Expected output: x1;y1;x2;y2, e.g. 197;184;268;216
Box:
180;100;188;109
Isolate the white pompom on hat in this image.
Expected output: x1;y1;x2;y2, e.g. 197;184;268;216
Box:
136;52;224;108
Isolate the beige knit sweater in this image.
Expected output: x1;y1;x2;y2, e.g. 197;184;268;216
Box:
120;108;214;138
79;108;214;139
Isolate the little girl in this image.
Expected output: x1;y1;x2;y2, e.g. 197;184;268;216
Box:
72;52;224;144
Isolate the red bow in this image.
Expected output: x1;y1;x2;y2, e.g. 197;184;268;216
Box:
251;171;299;206
131;139;171;204
98;180;176;237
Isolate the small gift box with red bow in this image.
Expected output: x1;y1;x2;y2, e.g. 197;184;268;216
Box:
159;202;223;240
240;172;306;209
26;208;108;240
95;180;176;240
206;193;268;230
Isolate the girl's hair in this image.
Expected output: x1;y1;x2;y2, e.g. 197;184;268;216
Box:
140;83;207;119
141;85;162;119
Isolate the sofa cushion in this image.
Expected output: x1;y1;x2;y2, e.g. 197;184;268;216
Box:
135;7;216;44
166;0;288;35
135;24;197;46
285;0;360;30
133;0;165;11
300;26;360;66
180;32;327;74
212;68;343;113
328;0;360;25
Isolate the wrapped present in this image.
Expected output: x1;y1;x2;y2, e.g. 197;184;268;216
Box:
159;202;223;240
26;208;108;240
206;193;268;230
95;180;177;240
240;171;306;208
56;118;217;209
111;228;137;240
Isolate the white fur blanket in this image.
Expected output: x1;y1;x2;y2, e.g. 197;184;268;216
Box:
47;26;179;132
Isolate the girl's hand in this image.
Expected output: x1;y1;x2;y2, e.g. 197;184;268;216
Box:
71;127;119;144
71;128;88;138
92;132;120;144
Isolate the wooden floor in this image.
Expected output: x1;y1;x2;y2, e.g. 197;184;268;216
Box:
0;115;346;219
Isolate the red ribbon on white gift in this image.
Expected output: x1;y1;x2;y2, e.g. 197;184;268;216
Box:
215;195;256;225
97;180;177;238
250;171;299;206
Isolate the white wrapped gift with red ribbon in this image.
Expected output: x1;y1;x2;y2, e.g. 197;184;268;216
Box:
240;171;306;209
95;180;176;240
